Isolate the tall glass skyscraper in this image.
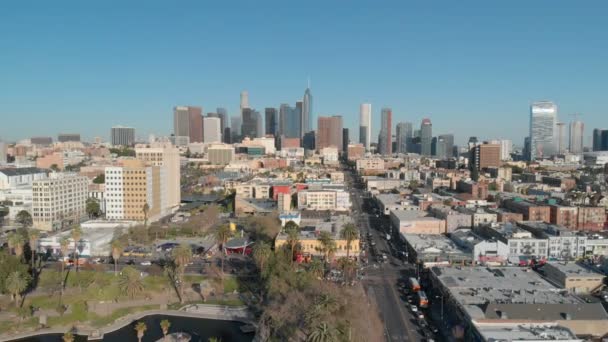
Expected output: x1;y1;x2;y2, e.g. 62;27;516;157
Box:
302;87;313;136
436;134;454;159
378;108;392;155
280;104;301;139
396;122;413;154
359;103;371;151
530;101;557;160
569;120;584;154
420;118;433;156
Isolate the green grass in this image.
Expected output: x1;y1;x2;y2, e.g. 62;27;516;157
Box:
223;276;239;293
90;304;160;328
47;301;89;327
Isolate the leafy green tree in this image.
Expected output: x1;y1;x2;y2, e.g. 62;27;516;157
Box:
317;231;337;263
0;251;29;294
307;259;324;279
6;270;31;307
253;241;272;275
92;173;105;184
284;222;300;265
8;232;26;260
160;319;171;339
86;198;102;218
119;266;144;299
339;224;359;260
142;203;150;226
134;321;147;342
15;210;32;228
171;244;193;303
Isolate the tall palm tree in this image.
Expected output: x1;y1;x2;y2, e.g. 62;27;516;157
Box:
134;321;147;342
6;271;30;308
142;203;150;227
71;226;83;272
59;236;70;304
8;232;26;261
62;332;74;342
285;222;300;265
160;319;171;340
308;259;324;279
317;231;336;263
28;229;41;272
171;244;193;303
110;239;124;276
340;224;359;260
307;322;336;342
119;266;144;299
252;241;272;275
213;224;232;283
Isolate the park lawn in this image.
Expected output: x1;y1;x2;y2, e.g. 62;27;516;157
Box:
89;304;161;328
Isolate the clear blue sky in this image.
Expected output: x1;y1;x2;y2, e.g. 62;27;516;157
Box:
1;0;607;145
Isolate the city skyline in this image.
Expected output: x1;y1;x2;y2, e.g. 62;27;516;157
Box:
2;1;608;144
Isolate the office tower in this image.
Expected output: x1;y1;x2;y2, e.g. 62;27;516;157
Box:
593;129;605;151
31;137;53;145
135;143;181;208
342;128;349;153
569;120;584;153
265;108;278;136
203;117;222;143
280;104;301;138
111;126;135;146
556;122;567;154
317;116;343;151
431;137;437;157
240;91;249;110
241;108;260;138
105;160;168;221
208;144;235;165
58;133;81;142
231;116;242;136
32;173;88;230
223;127;231;144
0;141;6;164
523;137;531;161
359;103;372;151
216;107;228;133
436;134;454;159
302;131;315;150
173;106;203;145
302;87;313;135
378;108;392;155
471;143;501;170
296;101;304;138
255;111;264;138
529;101;557;160
396;122;413;153
420;118;433;156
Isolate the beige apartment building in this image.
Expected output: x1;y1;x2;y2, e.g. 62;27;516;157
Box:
32;173;88;230
135;143;180;208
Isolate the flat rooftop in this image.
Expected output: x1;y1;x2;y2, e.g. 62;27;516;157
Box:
403;233;470;257
477;324;580;341
545;262;605;278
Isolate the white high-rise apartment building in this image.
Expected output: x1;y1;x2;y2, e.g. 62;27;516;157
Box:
203;117;222;143
359;103;372;151
569;120;584;154
489;139;513;161
135;143;180;208
530;101;557;160
240;90;249;110
32;173;88;231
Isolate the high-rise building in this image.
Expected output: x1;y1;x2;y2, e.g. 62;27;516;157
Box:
203;117;222;143
556;122;567;154
396;122;413;154
31;137;53;146
302;87;313;136
280;104;301;139
216;107;228;133
317;116;343;151
135;143;181;208
342;128;349;153
302;131;315;150
529;101;557;160
420;118;433;156
223;127;231;144
111;126;135;146
569;120;584;154
265;108;278;136
32;173;88;230
207;144;235;165
471;143;501;170
378;108;392;155
173;106;203;145
240;91;249;110
231;116;242;137
241;108;260;138
0;141;7;164
593;129;604;151
58;133;81;143
359;103;372;151
255;111;264;138
436;134;454;159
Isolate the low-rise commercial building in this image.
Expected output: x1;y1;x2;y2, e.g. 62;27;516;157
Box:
542;262;605;294
503;198;551;222
402;233;471;266
297;189;351;211
390;210;446;235
32;173;88;230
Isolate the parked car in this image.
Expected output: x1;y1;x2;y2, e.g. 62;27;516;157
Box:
140;261;152;266
410;305;418;313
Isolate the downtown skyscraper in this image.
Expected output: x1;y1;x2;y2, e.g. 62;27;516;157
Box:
359;103;372;152
396;122;413;154
378;108;392;155
173;106;202;146
302;87;313;136
569;120;584;154
529;101;557;160
265;108;278;136
317;116;343;151
420;118;433;156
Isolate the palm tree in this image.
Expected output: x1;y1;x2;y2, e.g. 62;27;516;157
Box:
285;222;300;265
110;239;124;276
213;224;232;283
8;232;26;261
160;319;171;340
28;229;40;272
317;231;336;263
134;321;147;342
59;237;70;304
71;226;83;272
307;322;336;342
119;266;144;299
62;332;74;342
6;271;30;308
337;257;356;283
340;223;358;260
142;203;150;227
308;259;324;279
252;241;272;275
171;244;193;303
